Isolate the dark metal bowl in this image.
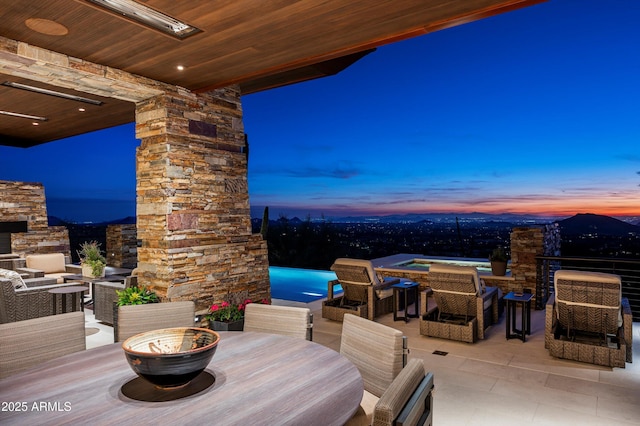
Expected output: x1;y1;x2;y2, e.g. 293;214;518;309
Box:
122;327;220;389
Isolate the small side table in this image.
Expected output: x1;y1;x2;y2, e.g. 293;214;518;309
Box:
504;291;534;342
392;281;420;322
48;286;88;314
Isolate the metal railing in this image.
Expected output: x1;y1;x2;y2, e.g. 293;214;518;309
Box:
536;256;640;321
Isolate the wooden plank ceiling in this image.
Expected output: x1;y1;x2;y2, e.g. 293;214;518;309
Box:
0;0;545;147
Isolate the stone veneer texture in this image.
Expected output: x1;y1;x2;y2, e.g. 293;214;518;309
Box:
106;224;137;269
134;85;269;312
0;180;71;257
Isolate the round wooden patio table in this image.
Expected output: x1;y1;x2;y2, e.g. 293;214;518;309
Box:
0;331;363;425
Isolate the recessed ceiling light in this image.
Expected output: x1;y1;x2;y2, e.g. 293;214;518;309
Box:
0;110;48;121
79;108;86;112
2;81;103;105
83;0;201;39
177;65;185;71
32;122;39;126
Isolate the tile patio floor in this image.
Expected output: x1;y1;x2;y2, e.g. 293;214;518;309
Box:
84;298;640;425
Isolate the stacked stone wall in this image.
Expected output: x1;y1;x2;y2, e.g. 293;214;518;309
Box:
0;180;48;231
0;180;71;257
106;224;137;268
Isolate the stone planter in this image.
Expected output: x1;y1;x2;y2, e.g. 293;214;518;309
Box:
209;319;245;331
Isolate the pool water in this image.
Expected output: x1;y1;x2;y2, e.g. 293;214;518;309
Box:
400;259;495;274
269;266;336;303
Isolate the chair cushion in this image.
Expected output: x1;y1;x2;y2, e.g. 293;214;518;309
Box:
429;263;483;295
332;258;381;286
25;253;66;274
0;268;27;290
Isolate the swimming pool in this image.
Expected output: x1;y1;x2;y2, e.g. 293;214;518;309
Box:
269;266;336;303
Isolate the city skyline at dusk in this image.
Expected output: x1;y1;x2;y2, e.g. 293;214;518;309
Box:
1;0;639;223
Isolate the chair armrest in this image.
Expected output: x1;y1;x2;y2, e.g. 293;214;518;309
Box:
374;277;400;290
544;293;556;349
395;372;434;426
65;264;82;274
15;267;44;278
622;297;633;363
125;275;138;288
17;282;84;293
23;277;59;287
327;279;341;300
480;286;498;302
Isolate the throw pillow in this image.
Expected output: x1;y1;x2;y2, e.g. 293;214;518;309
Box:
0;268;27;290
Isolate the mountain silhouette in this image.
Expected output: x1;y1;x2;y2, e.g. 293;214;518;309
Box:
557;213;639;236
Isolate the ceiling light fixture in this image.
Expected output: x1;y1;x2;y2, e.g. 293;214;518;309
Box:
0;110;48;121
2;81;103;105
83;0;201;39
177;65;185;71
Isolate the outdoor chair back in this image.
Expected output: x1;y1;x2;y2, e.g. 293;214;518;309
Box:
428;263;483;319
340;313;407;398
244;303;313;340
554;270;622;335
115;301;195;342
0;311;86;378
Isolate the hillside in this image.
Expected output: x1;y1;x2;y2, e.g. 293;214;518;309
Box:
557;213;640;236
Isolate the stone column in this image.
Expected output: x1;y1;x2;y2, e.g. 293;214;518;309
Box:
510;223;560;308
134;86;269;312
106;224;137;268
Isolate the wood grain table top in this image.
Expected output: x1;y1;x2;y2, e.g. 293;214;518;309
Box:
0;331;363;425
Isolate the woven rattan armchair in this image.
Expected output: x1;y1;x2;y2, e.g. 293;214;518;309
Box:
0;275;83;324
323;258;400;321
419;263;499;343
0;311;86;378
244;303;313;340
115;301;196;342
545;270;632;368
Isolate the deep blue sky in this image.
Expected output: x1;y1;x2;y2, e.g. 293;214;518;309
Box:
1;0;639;223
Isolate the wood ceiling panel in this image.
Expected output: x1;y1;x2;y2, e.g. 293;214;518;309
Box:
0;0;545;147
0;77;134;147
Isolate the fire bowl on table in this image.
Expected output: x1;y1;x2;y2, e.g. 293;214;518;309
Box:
122;327;220;389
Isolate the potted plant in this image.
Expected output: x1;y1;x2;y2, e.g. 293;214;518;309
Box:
489;246;509;276
113;286;160;338
205;297;269;331
78;240;107;278
116;286;160;306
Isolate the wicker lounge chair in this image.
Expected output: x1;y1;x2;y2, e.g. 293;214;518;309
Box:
244;303;313;340
0;311;86;378
0;269;82;323
545;270;632;368
115;301;196;342
322;258;400;321
419;264;499;342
